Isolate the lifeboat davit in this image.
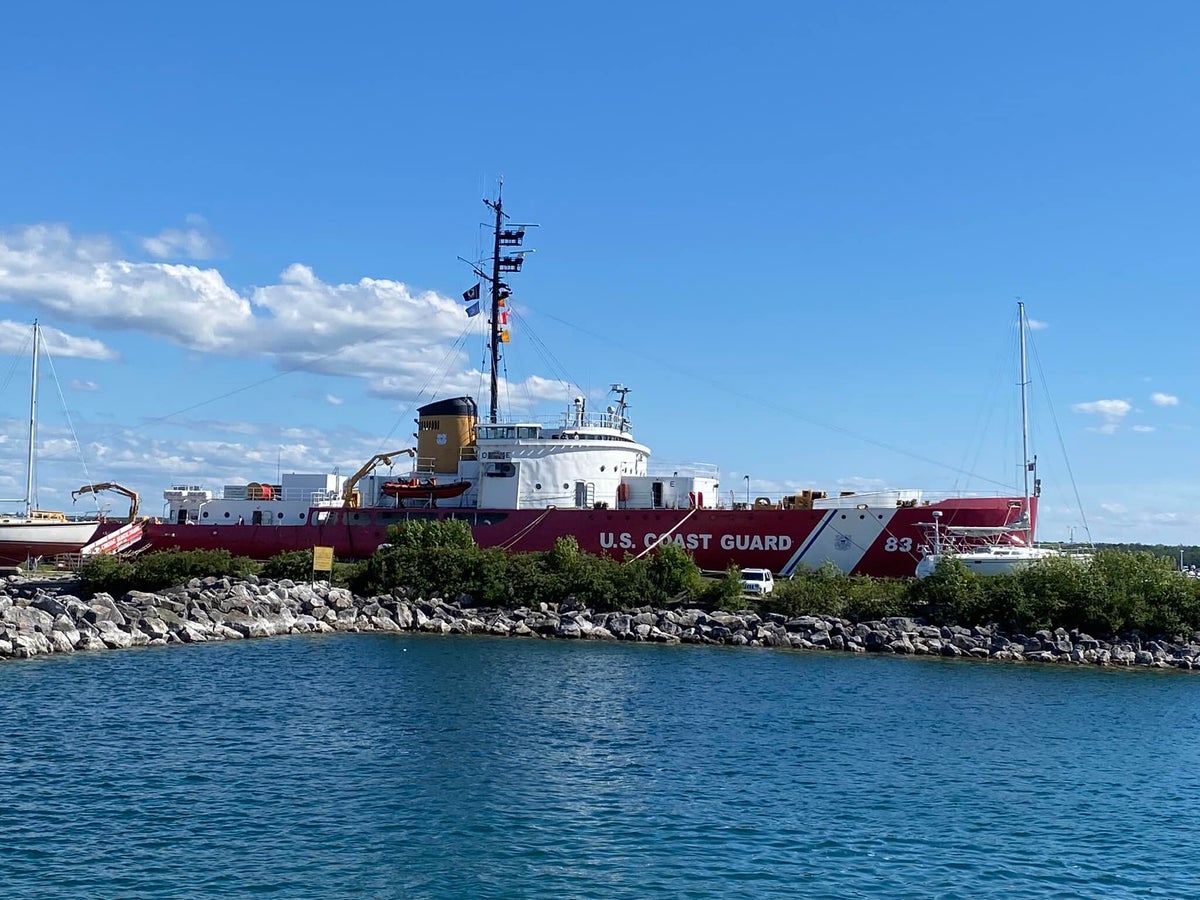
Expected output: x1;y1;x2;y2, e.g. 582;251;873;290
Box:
380;478;472;501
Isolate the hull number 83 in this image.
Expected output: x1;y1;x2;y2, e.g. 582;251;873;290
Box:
883;537;913;552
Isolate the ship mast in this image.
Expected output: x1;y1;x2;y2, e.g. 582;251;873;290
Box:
480;183;534;423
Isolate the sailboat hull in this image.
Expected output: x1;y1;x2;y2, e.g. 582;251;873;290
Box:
0;519;101;565
915;545;1059;578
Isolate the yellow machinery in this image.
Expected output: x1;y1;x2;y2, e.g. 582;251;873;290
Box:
72;482;140;521
416;397;478;474
341;449;416;507
780;490;827;511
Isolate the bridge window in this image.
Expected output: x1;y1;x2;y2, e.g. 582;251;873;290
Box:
479;426;516;440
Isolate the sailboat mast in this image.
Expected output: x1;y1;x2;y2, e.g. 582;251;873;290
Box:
26;321;39;517
1017;301;1031;530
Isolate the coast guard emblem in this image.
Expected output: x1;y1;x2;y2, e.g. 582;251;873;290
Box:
834;533;853;552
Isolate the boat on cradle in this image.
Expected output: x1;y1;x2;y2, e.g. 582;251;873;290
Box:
139;191;1032;579
914;524;1060;578
0;322;103;565
915;301;1060;578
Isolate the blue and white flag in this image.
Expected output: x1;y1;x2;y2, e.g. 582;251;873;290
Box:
466;301;481;317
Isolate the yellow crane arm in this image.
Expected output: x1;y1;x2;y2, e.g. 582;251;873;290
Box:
341;449;416;507
71;482;140;520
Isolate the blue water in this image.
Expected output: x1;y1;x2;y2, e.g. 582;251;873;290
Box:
2;635;1198;898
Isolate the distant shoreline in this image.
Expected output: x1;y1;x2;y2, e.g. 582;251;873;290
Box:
1;573;1196;671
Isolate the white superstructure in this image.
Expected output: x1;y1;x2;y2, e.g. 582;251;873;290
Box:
163;473;344;525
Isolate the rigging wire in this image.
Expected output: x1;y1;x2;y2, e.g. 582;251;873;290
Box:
952;310;1016;494
533;308;1017;491
42;347;101;512
1026;329;1094;545
11;285;1036;501
76;315;455;445
0;329;32;399
375;318;479;449
507;305;583;399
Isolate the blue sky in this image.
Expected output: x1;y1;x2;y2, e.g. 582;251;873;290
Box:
0;0;1196;544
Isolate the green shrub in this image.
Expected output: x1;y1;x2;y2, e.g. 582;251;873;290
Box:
756;563;908;621
350;527;709;610
645;542;703;604
260;550;315;583
762;562;851;618
1084;550;1200;636
908;557;985;625
79;554;138;598
385;518;475;551
697;566;745;612
79;548;258;597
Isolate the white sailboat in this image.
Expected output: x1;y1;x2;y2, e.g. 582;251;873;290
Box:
915;302;1059;578
0;321;100;565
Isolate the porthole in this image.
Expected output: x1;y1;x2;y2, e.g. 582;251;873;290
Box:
840;514;846;519
224;512;231;518
202;511;209;519
563;483;569;489
859;514;865;519
278;512;284;519
600;466;606;472
535;483;542;490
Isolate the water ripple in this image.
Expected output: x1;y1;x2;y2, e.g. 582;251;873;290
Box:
2;636;1199;897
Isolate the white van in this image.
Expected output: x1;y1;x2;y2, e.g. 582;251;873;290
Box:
740;568;775;596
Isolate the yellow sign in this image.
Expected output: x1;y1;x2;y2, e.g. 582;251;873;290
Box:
312;546;335;572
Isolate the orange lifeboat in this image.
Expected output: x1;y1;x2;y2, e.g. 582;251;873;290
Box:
380;478;472;503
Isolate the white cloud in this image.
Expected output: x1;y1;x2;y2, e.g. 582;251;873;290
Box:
1131;424;1156;433
0;224;252;350
141;215;219;260
512;374;579;405
1071;398;1132;434
325;394;344;405
0;223;510;397
69;379;99;392
0;319;118;360
1027;318;1048;331
1150;392;1179;407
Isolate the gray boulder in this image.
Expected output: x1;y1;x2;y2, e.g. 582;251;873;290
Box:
3;605;54;632
30;595;69;618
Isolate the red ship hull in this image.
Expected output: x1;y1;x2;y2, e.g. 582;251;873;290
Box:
141;496;1030;579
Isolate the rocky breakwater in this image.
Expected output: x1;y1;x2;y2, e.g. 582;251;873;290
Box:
2;573;1200;670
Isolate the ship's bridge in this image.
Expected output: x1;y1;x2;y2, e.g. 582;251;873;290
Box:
468;404;649;510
